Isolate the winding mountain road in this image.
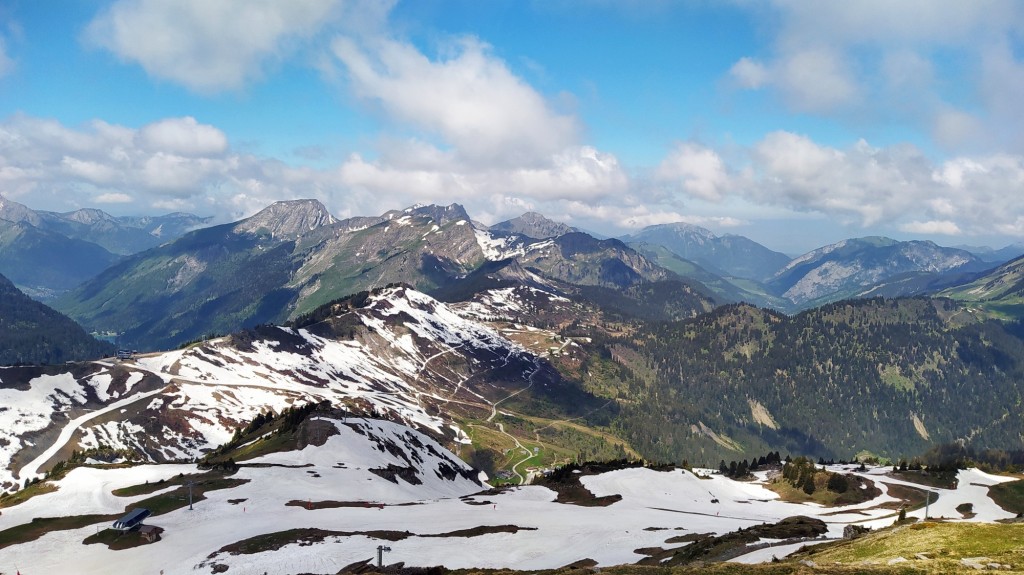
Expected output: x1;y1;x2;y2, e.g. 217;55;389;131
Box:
18;385;167;480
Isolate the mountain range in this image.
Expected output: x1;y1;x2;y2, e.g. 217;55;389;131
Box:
0;194;209;299
3;197;1014;352
0;284;598;490
2;195;1024;568
5;280;1024;494
4;197;1024;484
2;196;1024;574
767;236;992;307
621;222;792;281
52;201;699;350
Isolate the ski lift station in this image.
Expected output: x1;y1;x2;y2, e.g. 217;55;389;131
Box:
112;508;151;531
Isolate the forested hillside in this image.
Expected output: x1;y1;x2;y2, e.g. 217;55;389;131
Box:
0;273;114;365
568;297;1024;464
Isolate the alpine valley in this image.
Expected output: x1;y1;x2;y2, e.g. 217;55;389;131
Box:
3;199;1024;574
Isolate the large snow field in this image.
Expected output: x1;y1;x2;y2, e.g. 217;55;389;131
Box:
834;464;1018;527
2;418;1018;575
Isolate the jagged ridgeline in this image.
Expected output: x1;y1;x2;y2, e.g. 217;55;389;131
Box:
603;297;1024;463
52;201;697;351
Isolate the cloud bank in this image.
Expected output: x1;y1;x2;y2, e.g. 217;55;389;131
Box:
729;1;1024;154
2;0;1016;245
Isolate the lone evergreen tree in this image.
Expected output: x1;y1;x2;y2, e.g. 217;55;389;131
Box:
803;476;816;495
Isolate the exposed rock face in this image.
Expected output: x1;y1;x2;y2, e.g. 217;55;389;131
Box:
0;195;44;226
490;211;576;239
234;199;336;239
58;200;685;349
770;237;989;306
384;203;473;227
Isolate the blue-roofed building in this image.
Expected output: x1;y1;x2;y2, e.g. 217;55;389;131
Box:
112;508;150;531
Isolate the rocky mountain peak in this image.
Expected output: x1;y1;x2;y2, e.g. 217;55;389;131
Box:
62;208;116;225
0;194;42;226
771;236;987;306
390;203;472;226
235;199;336;238
638;222;717;243
490;211;576;239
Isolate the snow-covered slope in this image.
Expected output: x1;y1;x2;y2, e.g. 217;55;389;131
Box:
1;452;1017;575
473;228;554;261
0;286;542;489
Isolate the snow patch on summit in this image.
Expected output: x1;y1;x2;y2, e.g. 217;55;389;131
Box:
474;229;553;261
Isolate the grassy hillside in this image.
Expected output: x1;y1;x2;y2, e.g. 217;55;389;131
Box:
792;521;1024;573
989;479;1024;514
939;255;1024;320
54;223;305;350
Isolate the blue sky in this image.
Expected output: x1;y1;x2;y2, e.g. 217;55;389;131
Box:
1;1;1023;254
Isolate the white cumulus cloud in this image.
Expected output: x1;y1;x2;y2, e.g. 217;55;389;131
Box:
93;192;133;204
729;57;770;89
332;35;578;166
85;0;341;93
655;142;731;202
899;220;962;235
137;117;228;156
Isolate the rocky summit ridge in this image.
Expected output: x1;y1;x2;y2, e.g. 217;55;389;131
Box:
489;211;577;239
54;200;677;350
233;198;336;239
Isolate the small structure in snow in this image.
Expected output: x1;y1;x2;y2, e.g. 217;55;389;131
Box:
113;508;151;531
139;525;164;542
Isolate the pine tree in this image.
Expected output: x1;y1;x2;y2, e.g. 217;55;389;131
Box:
803;476;816;495
827;472;848;493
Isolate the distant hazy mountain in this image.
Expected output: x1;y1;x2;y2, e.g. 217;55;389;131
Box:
0;194;210;255
620;223;791;281
0;272;114;365
0;217;121;299
769;237;991;307
0;195;211;298
37;208;212;255
56;200;678;350
629;241;793;310
489;211;577;239
955;243;1024;264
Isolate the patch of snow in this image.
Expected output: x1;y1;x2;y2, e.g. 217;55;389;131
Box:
0;458;1020;574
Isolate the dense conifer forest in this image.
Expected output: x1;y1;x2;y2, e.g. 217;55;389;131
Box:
568;297;1024;465
0;273;114;365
